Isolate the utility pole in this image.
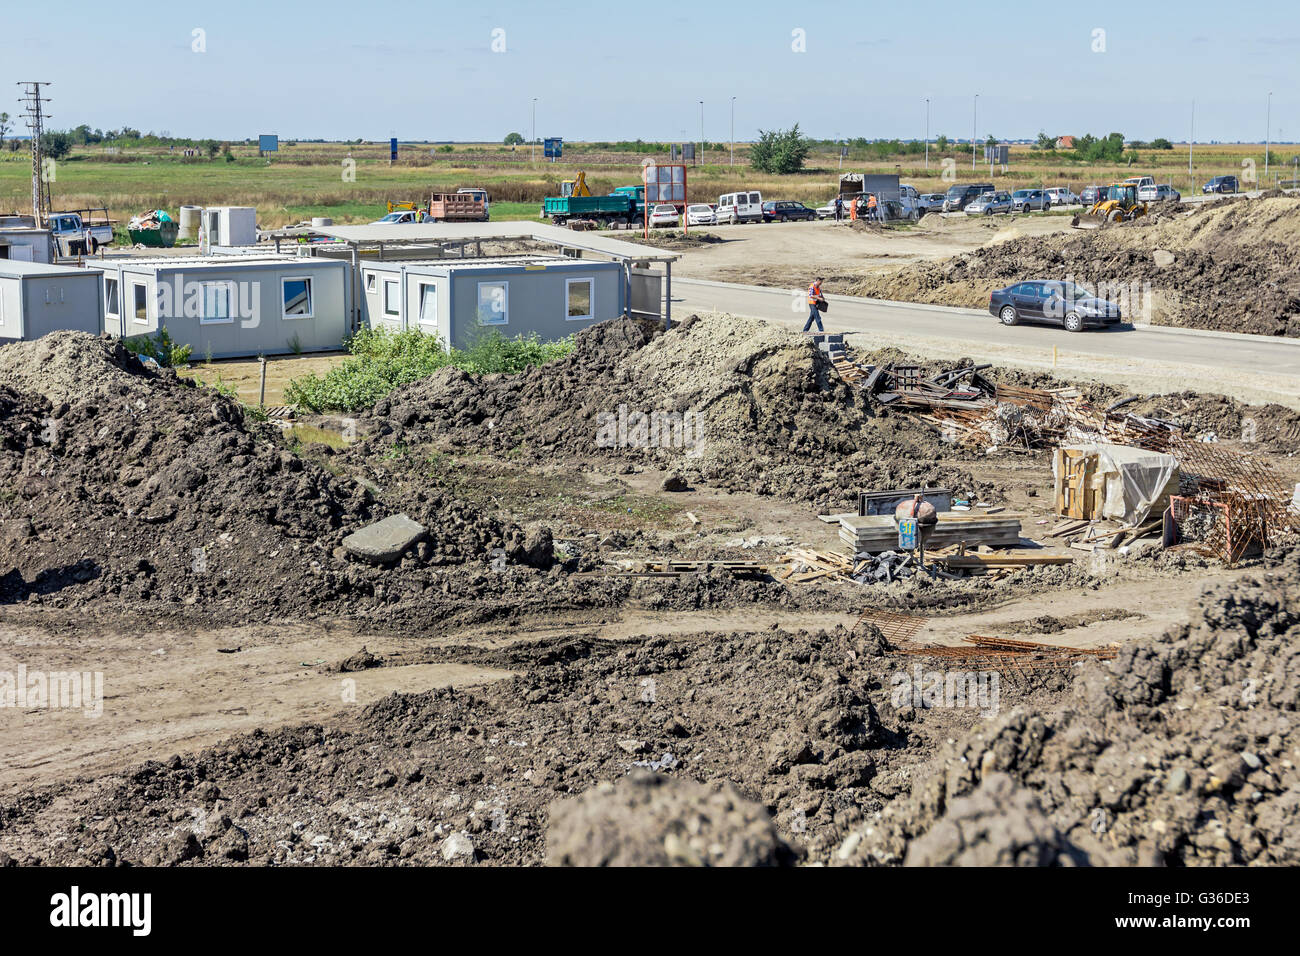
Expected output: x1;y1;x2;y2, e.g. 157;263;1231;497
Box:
698;100;704;167
1188;99;1194;180
18;81;52;222
1265;91;1272;185
972;94;978;170
925;97;930;170
531;97;537;164
730;96;735;166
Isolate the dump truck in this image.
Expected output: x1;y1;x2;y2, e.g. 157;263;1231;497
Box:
611;185;646;217
540;193;637;226
427;192;488;222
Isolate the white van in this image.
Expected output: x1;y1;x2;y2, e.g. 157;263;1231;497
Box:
717;190;763;224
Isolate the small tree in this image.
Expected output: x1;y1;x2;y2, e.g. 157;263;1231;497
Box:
935;133;949;152
1151;137;1174;150
0;112;11;145
749;123;811;174
41;130;73;160
1035;130;1055;150
503;131;525;145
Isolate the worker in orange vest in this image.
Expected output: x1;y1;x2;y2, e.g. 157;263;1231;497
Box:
803;277;825;333
866;193;878;219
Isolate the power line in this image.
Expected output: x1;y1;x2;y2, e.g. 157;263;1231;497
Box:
17;81;52;220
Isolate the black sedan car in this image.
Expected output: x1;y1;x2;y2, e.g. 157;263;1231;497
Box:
989;280;1122;332
761;200;817;222
1202;175;1239;194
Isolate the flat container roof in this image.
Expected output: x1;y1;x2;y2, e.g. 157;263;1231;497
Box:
310;222;679;263
0;260;97;280
99;255;343;272
362;255;620;272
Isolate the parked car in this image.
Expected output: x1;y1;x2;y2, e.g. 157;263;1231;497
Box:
1045;187;1079;206
685;203;716;226
761;200;817;222
1153;184;1181;202
1125;176;1158;201
1011;189;1051;212
649;203;680;228
965;191;1013;215
918;193;947;215
716;190;763;223
1079;185;1101;205
815;198;840;219
989;280;1123;332
942;183;996;212
1203;175;1239;194
371;210;428;225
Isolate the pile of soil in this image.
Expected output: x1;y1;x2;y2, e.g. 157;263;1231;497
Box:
351;314;986;511
0;624;1007;866
630;230;726;250
837;550;1300;866
848;195;1300;337
0;333;510;624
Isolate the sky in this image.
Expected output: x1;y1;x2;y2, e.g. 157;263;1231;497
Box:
3;0;1297;144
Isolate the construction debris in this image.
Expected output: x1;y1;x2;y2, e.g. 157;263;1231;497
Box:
839;512;1022;553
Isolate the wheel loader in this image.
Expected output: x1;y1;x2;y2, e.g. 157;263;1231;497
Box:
1071;181;1147;229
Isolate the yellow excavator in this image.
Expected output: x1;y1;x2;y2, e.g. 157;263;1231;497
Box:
1071;182;1147;229
559;171;592;198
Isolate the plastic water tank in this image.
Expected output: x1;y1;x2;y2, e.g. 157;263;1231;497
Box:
311;217;333;228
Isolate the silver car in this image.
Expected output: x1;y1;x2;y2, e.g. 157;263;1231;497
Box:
965;191;1013;215
1011;189;1051;212
1153;184;1181;202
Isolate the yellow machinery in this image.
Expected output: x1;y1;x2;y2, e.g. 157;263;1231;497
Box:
386;200;422;214
558;171;592;198
1071;182;1147;229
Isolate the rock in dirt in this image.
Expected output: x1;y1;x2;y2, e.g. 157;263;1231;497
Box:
545;772;798;867
343;514;427;564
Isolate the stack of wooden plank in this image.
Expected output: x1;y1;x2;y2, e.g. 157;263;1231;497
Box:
838;513;1023;553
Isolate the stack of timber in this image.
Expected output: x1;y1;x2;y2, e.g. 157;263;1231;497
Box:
838;512;1023;553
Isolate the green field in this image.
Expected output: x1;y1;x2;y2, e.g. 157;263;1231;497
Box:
0;139;1281;232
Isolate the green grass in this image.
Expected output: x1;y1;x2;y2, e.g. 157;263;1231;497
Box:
284;326;575;413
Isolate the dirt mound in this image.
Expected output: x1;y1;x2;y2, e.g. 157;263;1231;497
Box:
0;332;153;404
546;772;798;866
0;333;510;623
354;313;985;510
850;195;1300;337
838;550;1300;866
0;624;992;866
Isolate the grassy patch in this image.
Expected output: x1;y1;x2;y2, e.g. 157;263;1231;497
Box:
284;326;574;413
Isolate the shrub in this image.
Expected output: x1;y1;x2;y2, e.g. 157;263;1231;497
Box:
284;326;574;412
749;124;810;174
122;328;192;368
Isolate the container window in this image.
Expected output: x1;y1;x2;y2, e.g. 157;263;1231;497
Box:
566;278;593;320
105;278;119;318
282;277;313;318
417;282;438;327
476;281;508;325
132;282;148;324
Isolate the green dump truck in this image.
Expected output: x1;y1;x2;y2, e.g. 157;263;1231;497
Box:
540;193;637;226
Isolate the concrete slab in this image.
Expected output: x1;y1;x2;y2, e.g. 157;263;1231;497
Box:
343;514;426;564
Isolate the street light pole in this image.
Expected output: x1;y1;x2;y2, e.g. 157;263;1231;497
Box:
730;96;735;166
531;97;537;164
1265;91;1272;185
925;97;930;170
972;94;978;170
1188;99;1194;180
699;100;704;166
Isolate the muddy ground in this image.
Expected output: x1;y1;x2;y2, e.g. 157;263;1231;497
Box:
0;320;1296;866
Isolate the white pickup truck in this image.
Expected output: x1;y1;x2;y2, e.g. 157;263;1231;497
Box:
48;210;113;256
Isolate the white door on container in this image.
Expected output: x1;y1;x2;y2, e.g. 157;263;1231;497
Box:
12;245;32;262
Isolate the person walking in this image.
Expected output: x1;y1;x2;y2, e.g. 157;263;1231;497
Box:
803;276;825;333
833;196;843;221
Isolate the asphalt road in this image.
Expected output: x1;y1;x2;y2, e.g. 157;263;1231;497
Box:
672;278;1300;409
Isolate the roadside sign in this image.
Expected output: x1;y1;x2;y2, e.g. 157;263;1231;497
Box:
643;161;687;238
258;134;278;153
390;137;398;162
682;143;695;161
544;137;562;159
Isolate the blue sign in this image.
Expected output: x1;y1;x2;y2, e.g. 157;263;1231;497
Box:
258;134;278;152
543;137;562;158
898;517;917;550
390;137;398;162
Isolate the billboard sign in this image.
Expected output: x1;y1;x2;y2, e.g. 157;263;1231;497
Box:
642;161;688;236
543;137;562;158
258;134;278;153
390;137;398;162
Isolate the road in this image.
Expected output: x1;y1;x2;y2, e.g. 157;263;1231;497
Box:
672;278;1300;409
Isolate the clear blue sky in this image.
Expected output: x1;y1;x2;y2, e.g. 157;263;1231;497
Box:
5;0;1296;143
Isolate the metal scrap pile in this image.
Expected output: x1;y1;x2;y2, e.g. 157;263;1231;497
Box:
836;352;1182;450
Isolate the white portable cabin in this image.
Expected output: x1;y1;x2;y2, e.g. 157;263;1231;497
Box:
0;260;103;342
357;255;624;350
200;206;258;249
0;215;53;264
93;256;351;359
